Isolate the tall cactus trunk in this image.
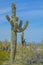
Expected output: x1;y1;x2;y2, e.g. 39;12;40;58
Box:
10;29;17;63
6;3;28;64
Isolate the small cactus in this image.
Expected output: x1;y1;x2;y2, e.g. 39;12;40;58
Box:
21;32;26;46
6;3;28;64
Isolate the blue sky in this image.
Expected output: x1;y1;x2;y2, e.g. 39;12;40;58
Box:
0;0;43;43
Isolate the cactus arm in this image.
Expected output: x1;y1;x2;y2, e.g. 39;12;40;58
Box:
17;20;28;32
6;15;14;26
19;20;22;28
6;15;11;22
20;20;28;31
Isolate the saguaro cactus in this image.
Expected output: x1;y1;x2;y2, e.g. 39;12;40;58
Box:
6;3;28;64
21;32;26;46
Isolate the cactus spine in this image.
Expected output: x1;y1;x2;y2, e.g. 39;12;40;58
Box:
6;3;28;64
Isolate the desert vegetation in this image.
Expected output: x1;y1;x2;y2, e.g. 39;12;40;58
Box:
0;40;43;65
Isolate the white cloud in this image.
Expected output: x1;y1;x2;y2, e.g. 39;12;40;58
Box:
0;7;10;15
0;7;11;23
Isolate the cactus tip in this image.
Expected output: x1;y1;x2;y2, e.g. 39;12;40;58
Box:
12;3;16;9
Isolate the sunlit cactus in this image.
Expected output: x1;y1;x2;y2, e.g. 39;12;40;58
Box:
21;32;26;46
6;3;28;64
